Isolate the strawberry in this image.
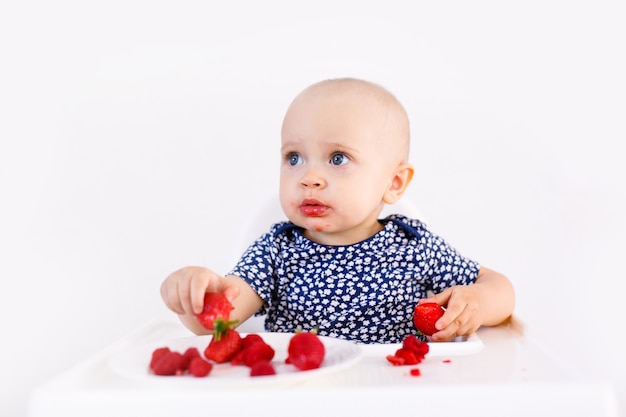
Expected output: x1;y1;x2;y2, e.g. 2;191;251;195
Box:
179;346;201;369
229;347;247;365
250;360;276;377
204;319;243;363
240;333;266;349
285;330;325;371
386;354;406;366
196;292;235;330
152;351;186;376
386;335;429;366
402;334;429;356
149;347;171;371
393;348;421;365
188;357;213;377
229;334;276;367
183;346;201;359
243;341;275;367
413;302;445;336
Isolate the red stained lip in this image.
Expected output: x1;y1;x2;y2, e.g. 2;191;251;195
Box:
299;199;329;217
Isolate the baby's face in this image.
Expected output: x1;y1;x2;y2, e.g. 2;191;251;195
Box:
279;88;405;245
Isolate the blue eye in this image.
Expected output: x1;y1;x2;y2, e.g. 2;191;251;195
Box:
330;153;348;166
288;153;302;166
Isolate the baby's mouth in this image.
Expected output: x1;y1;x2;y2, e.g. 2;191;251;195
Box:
300;199;328;217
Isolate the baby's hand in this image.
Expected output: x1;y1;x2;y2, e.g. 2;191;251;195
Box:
419;286;482;342
160;266;240;317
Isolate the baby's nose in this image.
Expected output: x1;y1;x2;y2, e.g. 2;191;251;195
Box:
300;169;326;188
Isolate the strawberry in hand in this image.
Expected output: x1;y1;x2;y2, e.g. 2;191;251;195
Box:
413;302;445;336
196;292;234;330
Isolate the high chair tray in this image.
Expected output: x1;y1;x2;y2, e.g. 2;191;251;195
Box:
29;317;618;417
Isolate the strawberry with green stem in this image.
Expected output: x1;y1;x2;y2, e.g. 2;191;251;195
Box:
203;318;242;363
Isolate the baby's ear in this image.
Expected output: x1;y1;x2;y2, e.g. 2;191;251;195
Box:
383;163;414;204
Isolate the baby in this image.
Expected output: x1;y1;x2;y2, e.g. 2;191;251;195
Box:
161;78;515;343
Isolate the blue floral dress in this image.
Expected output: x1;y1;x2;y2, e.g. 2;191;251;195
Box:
228;214;479;344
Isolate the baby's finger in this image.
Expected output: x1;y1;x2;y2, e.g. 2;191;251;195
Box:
219;277;242;303
434;302;462;331
455;320;480;338
161;280;184;315
430;324;459;342
421;288;451;307
456;303;482;336
437;304;479;341
189;273;211;315
430;306;466;341
177;274;198;315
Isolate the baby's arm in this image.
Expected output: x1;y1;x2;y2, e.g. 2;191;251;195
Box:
419;266;515;342
160;266;264;335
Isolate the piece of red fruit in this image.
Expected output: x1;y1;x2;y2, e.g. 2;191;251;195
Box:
393;348;421;365
181;347;201;369
188;357;213;377
232;335;275;367
152;351;186;376
183;346;201;360
285;330;325;371
243;341;275;367
386;335;430;366
196;292;234;330
149;347;171;371
402;334;430;356
410;368;422;376
240;333;266;349
232;333;269;364
413;302;445;336
386;354;405;366
250;360;276;377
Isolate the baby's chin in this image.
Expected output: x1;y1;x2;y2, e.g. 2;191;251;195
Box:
295;216;333;234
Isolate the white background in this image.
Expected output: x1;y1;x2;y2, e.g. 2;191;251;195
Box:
1;1;625;416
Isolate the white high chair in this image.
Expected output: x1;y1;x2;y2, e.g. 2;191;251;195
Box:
232;193;426;333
